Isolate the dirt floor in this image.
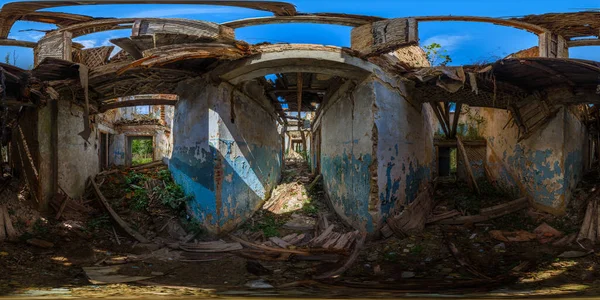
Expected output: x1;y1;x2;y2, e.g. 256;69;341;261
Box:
1;158;600;298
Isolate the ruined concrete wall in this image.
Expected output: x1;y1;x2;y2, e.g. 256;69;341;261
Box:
170;78;282;233
373;79;435;225
102;104;174;166
56;100;100;198
320;79;376;232
479;106;587;214
319;76;436;232
563;108;586;208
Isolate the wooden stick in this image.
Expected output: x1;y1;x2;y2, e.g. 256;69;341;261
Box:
228;234;310;255
587;200;597;243
2;205;16;240
450;102;462;138
313;232;367;279
112;226;121;245
456;136;480;194
90;176;149;243
129;161;163;171
578;200;594;241
55;195;70;220
0;205;6;241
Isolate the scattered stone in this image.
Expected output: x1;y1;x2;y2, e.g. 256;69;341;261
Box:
26;238;54;248
493;243;506;252
150;271;164;276
401;271;415;278
245;279;274;289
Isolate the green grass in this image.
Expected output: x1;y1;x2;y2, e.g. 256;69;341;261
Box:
132;157;153;165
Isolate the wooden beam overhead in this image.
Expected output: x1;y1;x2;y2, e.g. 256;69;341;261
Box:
99;98;177;112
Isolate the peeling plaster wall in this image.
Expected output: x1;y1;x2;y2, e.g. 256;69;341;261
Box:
320;79;376;232
319;76;435;233
478;106;586;214
170;78;282;234
374;79;435;225
56;100;100;198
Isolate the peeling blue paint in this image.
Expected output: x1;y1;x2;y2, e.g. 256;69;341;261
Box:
321;150;374;232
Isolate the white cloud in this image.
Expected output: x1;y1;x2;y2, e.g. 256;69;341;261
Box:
76;39;97;49
422;34;471;50
128;7;234;18
11;31;45;42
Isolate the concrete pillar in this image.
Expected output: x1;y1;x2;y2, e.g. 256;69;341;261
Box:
170;78;282;234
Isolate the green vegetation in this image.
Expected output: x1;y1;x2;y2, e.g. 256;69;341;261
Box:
244;213;285;238
424;43;452;66
131;138;153;165
122;169;188;213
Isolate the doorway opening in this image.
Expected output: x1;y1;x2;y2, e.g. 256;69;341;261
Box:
128;136;154;166
438;146;457;177
99;132;109;170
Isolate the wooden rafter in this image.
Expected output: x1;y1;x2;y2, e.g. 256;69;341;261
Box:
450;102;462;138
456;136;480;195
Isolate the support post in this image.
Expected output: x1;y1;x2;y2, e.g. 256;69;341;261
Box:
430;102;450;137
297;72;307;154
50;98;58;209
450;102;462;138
457;136;480;195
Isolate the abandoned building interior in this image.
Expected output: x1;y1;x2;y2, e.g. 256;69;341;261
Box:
1;0;600;297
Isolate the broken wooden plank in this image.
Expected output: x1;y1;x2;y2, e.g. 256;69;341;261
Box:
0;205;5;241
456;136;480;194
313;232;367;279
480;197;528;217
311;224;334;246
83;266;153;285
2;205;16;240
426;210;462;224
55;194;70;220
386;184;434;237
322;232;341;249
179;241;242;252
90;176;149;243
228;234;310;255
129;160;163;171
578;199;595;241
448;241;490;279
268;236;291;249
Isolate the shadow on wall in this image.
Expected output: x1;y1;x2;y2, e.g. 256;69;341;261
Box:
169;90;282;234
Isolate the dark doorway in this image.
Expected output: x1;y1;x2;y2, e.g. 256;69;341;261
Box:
438;147;457;177
99;132;108;170
128;136;154;166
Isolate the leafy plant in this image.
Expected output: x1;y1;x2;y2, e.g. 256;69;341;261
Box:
424;43;452;66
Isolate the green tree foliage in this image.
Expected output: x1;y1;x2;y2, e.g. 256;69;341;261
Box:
131;138;153;165
423;42;452;66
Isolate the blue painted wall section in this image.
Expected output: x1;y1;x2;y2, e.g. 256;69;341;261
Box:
170;78;282;233
318;76;436;233
469;106;588;214
373;80;434;224
320;80;376;232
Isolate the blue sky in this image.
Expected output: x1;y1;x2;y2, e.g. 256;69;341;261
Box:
1;0;599;69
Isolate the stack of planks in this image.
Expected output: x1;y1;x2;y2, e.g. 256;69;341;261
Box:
0;205;17;241
381;184;434;238
577;189;600;243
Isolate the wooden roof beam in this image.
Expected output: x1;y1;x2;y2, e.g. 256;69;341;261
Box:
98;98;178;112
0;39;36;48
567;39;600;47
